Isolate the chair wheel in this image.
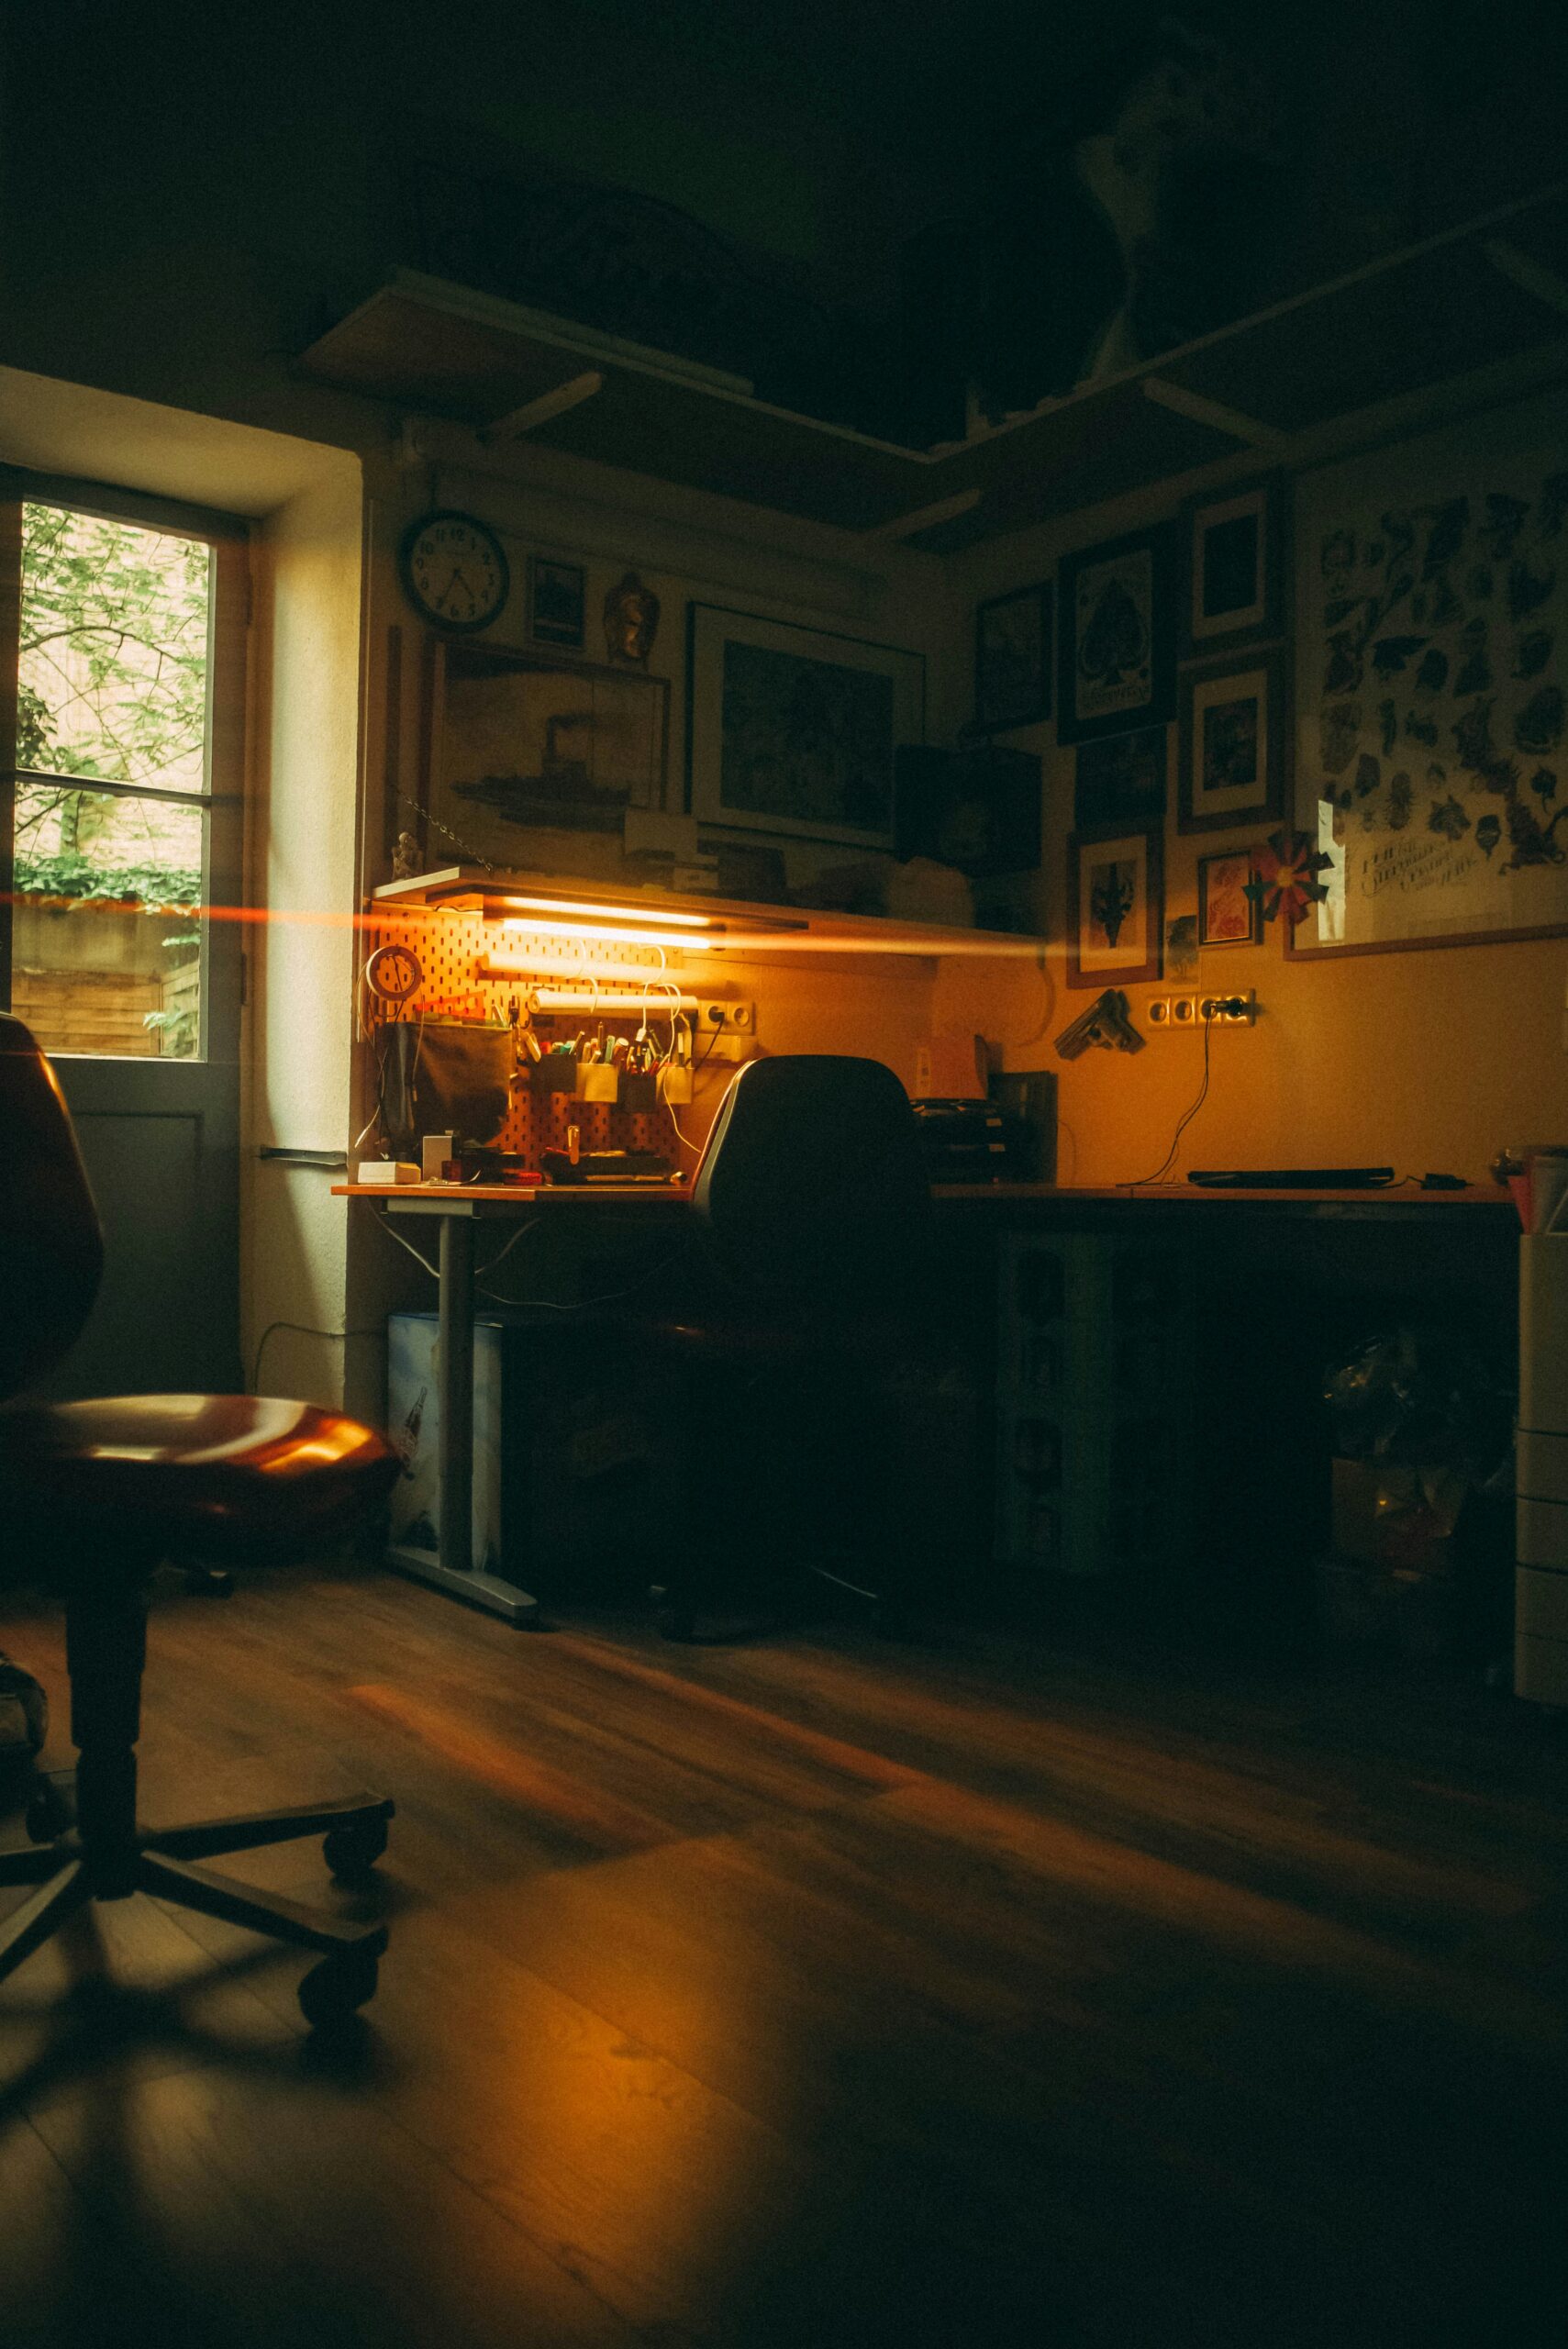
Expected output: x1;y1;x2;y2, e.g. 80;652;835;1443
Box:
298;1950;379;2030
323;1818;388;1881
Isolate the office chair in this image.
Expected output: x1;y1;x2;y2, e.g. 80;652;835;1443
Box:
647;1053;936;1642
0;1014;399;2030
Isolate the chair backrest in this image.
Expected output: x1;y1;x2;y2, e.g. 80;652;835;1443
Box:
0;1014;106;1402
692;1054;932;1308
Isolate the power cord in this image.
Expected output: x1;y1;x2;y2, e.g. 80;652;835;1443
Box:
250;1320;380;1392
1125;1008;1217;1189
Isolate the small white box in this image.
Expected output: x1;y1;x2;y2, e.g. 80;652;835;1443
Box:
357;1160;420;1185
1517;1493;1568;1566
1517;1563;1568;1640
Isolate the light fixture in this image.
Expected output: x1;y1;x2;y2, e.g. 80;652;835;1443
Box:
495;917;715;952
493;892;717;930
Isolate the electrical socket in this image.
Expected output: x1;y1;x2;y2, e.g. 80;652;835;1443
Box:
1198;989;1259;1025
698;999;755;1033
1170;995;1197;1026
1147;997;1172;1027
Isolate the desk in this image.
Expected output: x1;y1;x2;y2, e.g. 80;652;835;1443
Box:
336;1179;1517;1628
334;1182;690;1622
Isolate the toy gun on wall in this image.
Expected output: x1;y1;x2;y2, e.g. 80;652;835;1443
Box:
1052;988;1143;1062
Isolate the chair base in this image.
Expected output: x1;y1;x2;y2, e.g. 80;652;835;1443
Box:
0;1788;393;2030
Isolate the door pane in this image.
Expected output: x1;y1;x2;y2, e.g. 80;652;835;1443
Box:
12;782;206;1058
19;503;211;796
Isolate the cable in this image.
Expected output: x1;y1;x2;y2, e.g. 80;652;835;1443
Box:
371;1213;440;1278
250;1320;379;1392
1125;1010;1214;1189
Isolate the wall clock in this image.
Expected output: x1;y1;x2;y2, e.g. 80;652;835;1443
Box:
398;509;509;633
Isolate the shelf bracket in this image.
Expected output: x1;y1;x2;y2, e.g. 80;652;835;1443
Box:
478;370;605;444
1482;239;1568;321
862;486;983;542
1141;377;1285;449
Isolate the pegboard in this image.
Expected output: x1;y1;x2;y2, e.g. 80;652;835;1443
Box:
361;904;717;1166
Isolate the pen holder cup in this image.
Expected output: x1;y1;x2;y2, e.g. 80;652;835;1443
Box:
617;1070;659;1113
535;1055;580;1093
576;1062;620;1104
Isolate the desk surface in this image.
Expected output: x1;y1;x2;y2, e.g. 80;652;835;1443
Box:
334;1180;1517;1217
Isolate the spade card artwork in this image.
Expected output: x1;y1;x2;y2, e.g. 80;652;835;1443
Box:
1058;527;1175;745
1294;389;1568;955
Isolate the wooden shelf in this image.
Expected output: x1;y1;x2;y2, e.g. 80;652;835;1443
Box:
371;865;1040;959
301;185;1568;551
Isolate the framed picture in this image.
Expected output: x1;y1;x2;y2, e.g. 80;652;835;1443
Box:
1184;476;1283;655
1066;827;1162;989
1057;524;1176;746
428;641;668;865
1073;724;1168;829
1197;848;1262;946
685;603;925;851
1289;385;1568;960
528;556;585;649
1178;649;1285;834
974;581;1052;731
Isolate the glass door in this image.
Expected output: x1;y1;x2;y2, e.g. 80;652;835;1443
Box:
1;480;249;1396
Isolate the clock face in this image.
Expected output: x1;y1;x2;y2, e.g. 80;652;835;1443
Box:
400;510;509;633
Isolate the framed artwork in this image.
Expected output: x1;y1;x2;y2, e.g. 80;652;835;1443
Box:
1057;524;1176;746
1073;724;1168;829
1178;649;1285;834
1066;826;1162;989
528;556;586;649
1197;848;1262;946
685;603;925;851
1184;476;1283;655
1289;385;1568;960
428;641;668;864
974;581;1052;731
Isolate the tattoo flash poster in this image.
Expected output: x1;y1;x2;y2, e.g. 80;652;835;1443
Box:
1294;390;1568;953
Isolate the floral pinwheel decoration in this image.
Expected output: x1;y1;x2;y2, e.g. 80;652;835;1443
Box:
1243;829;1332;928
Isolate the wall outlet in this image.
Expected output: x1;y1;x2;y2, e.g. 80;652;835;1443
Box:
1170;995;1197;1026
1147;997;1172;1027
1198;989;1259;1025
698;999;755;1033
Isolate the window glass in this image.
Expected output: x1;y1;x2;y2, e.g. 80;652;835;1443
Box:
12;784;205;1058
13;503;214;1059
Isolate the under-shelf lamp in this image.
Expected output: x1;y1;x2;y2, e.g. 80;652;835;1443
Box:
482;888;726;954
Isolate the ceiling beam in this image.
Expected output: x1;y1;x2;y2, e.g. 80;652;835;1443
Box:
478;370;605;443
1483;238;1568;320
1141;377;1284;447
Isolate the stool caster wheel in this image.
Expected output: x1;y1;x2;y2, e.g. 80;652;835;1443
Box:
324;1818;388;1882
298;1950;379;2031
26;1774;75;1844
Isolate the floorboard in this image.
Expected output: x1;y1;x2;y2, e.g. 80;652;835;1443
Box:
1;1563;1565;2347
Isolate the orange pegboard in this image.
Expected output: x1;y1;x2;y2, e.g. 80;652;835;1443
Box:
361;905;704;1164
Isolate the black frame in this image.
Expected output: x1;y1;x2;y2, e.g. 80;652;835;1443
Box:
528;554;585;649
1182;473;1284;658
1056;523;1176;747
973;580;1052;732
1177;647;1286;836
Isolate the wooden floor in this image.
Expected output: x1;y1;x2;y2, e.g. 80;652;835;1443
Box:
0;1564;1564;2349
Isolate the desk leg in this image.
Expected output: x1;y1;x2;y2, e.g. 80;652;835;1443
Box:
385;1208;540;1628
438;1210;473;1580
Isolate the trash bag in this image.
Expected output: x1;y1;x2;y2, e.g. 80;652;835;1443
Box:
1324;1323;1510;1482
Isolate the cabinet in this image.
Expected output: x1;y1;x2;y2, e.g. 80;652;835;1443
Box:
994;1233;1194;1580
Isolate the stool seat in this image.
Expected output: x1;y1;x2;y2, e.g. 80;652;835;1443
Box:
0;1394;399;1566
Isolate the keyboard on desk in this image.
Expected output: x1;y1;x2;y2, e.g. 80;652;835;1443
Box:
1186;1166;1396;1189
540;1149;677;1186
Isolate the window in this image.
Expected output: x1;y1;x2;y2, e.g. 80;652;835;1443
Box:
9;499;221;1059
